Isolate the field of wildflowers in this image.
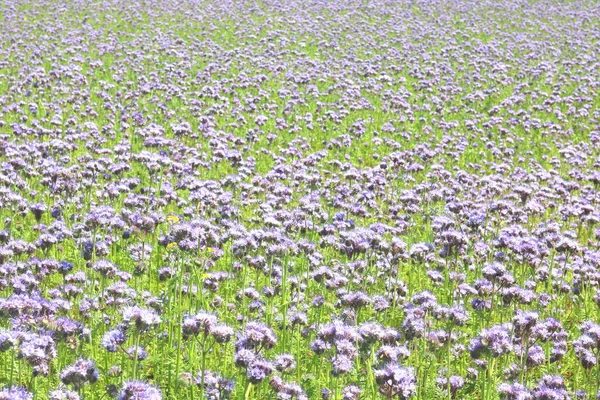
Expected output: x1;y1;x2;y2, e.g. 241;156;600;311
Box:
0;0;599;399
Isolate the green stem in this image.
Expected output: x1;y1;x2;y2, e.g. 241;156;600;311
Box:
244;382;253;400
132;330;141;379
199;336;207;400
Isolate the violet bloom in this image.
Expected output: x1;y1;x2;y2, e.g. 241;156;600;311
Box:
195;370;234;400
122;306;161;331
331;354;354;376
469;324;513;359
126;346;148;361
59;359;99;388
102;328;127;352
532;375;569;400
498;382;533;400
118;381;162;400
274;353;296;373
0;387;33;400
436;375;465;398
374;363;417;399
573;321;600;370
49;388;80;400
0;330;15;351
341;385;361;400
236;321;277;351
211;324;234;343
246;359;274;384
182;312;218;339
30;203;47;222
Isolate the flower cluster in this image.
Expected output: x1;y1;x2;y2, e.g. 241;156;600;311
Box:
0;0;598;398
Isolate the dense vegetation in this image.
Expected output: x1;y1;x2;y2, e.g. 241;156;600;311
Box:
0;0;599;398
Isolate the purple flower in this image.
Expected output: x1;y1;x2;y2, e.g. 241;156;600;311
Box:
182;312;218;339
436;376;465;398
341;385;361;400
195;370;234;400
211;324;234;343
60;359;99;387
274;353;296;373
513;310;539;337
498;382;533;400
246;359;274;383
469;324;512;358
126;346;148;361
573;321;600;369
49;388;80;400
526;344;546;368
330;354;353;376
102;328;127;352
119;381;161;400
16;332;57;376
532;375;569;400
0;386;32;400
0;330;15;351
236;321;277;351
122;306;161;331
374;363;417;399
30;203;47;222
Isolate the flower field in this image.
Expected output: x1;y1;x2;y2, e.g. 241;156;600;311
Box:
0;0;599;399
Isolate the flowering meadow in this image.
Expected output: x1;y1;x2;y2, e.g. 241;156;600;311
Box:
0;0;599;399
